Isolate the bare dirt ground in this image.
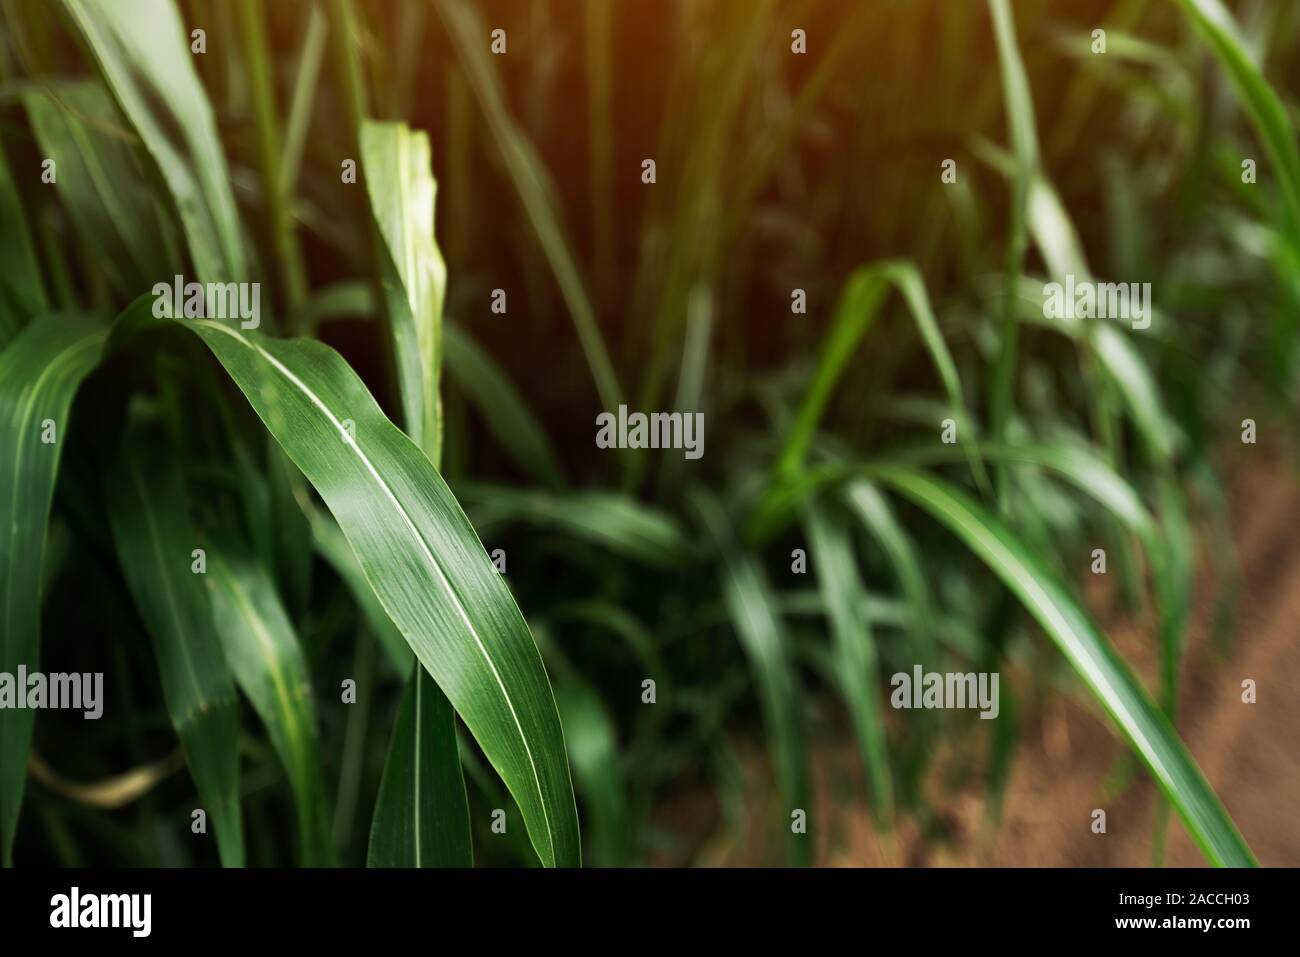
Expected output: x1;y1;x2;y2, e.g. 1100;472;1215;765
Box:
662;444;1299;867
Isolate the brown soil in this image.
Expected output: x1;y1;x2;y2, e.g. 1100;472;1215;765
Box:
658;445;1300;867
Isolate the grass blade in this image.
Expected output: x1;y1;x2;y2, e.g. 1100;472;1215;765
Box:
1178;0;1300;231
443;324;565;489
0;317;106;864
435;0;623;416
460;484;688;569
804;501;893;829
205;546;329;865
106;414;245;867
132;305;581;867
872;465;1256;868
773;260;984;490
361;120;445;460
368;665;473;867
61;0;248;283
694;491;810;866
843;481;939;671
23;82;182;298
0;144;48;342
308;504;412;674
986;0;1039;504
356;120;475;865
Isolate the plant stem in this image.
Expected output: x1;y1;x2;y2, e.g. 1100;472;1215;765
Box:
235;0;309;319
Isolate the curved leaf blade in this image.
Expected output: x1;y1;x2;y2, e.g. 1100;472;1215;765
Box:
182;319;579;867
0;318;106;864
22;82;182;296
873;465;1256;867
361;120;445;460
206;548;329;865
804;501;893;828
60;0;248;284
1178;0;1300;232
694;492;810;866
368;666;473;867
106;417;245;867
460;484;688;569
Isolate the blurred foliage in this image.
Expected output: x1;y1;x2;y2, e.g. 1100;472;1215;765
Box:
1;0;1295;867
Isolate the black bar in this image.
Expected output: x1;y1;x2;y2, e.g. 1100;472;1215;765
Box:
0;867;1285;943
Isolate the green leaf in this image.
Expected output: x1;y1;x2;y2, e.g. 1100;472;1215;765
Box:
694;491;809;866
772;260;984;490
554;680;627;867
205;546;329;865
355;123;478;866
872;465;1256;867
842;481;939;670
162;314;578;867
361;120;445;460
295;282;564;489
986;0;1039;496
0;144;47;346
106;414;245;868
1177;0;1300;232
435;0;623;416
307;504;412;674
443;324;564;489
61;0;248;284
0;317;106;865
460;484;689;569
22;81;181;296
368;666;473;867
804;501;893;828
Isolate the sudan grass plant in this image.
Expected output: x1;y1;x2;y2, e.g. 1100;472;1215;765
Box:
1;0;1294;867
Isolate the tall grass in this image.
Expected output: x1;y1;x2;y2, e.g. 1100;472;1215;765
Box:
1;0;1293;867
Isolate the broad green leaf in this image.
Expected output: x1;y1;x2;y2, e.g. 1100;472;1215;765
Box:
368;666;473;867
355;124;475;867
361;120;445;460
804;502;893;829
307;504;412;674
22;82;181;296
160;314;578;867
61;0;248;284
356;124;476;866
205;547;329;865
0;318;106;865
872;465;1256;867
694;491;809;866
106;415;245;867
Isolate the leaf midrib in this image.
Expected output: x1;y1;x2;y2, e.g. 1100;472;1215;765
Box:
196;321;557;865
